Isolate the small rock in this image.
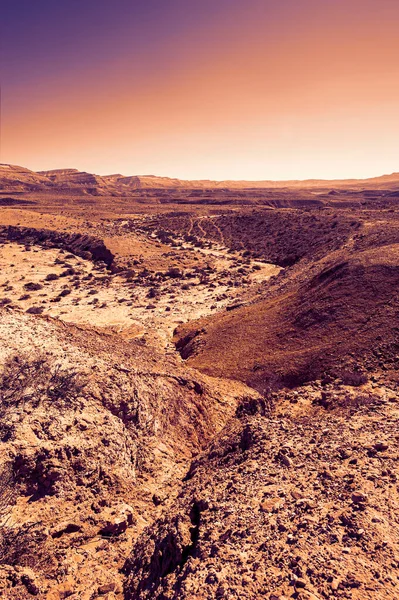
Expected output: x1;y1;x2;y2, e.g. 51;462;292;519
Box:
99;504;134;536
21;575;40;596
98;583;115;595
374;441;389;452
280;454;293;468
293;577;307;588
296;498;315;509
351;491;368;504
205;572;219;585
260;497;285;512
291;490;303;500
331;578;340;591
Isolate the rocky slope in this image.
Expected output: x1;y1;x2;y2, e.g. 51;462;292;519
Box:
174;243;399;389
170;210;399;389
0;226;114;266
124;382;399;600
0;309;256;599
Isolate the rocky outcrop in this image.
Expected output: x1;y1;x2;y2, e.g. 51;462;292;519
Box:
0;226;115;266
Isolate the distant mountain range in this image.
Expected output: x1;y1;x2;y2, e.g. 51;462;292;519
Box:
1;163;399;195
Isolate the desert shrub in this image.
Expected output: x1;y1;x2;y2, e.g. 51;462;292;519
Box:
341;393;379;410
317;390;379;412
340;370;368;387
45;273;59;281
0;354;86;415
0;298;12;306
26;306;44;315
18;294;31;301
60;268;76;277
58;288;71;297
166;267;182;278
0;522;46;569
147;287;159;299
236;388;277;419
0;462;35;568
0;462;16;522
23;282;43;291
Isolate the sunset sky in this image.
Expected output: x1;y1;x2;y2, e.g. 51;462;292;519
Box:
2;0;399;180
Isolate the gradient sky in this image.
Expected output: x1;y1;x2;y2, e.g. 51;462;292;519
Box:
2;0;399;179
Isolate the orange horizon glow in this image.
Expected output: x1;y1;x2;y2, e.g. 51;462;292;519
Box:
3;0;399;180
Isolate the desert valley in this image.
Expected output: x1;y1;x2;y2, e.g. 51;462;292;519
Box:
0;164;398;599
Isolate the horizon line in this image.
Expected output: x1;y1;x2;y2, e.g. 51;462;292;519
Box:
1;162;398;184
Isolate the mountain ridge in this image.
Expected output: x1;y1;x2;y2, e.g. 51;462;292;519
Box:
1;163;399;194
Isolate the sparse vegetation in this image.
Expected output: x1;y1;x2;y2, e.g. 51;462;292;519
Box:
26;306;44;314
0;354;86;415
0;298;12;306
24;282;43;291
339;370;368;387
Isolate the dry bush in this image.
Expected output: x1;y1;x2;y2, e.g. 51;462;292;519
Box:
341;392;380;411
0;522;45;568
0;354;86;415
60;268;76;277
0;462;16;523
0;298;12;306
0;464;21;567
23;283;43;292
26;306;44;315
58;288;71;297
236;388;277;419
166;267;182;278
318;390;379;412
339;370;368;387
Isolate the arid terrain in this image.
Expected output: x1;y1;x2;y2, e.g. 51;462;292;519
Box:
0;164;398;599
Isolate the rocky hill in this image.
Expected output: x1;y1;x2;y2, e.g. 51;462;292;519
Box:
172;210;399;389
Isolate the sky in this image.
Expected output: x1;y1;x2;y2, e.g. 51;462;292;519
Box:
1;0;399;180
